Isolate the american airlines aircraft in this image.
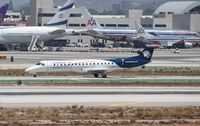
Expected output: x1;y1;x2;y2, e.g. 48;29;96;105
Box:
78;7;200;43
135;21;200;48
26;47;154;78
0;0;75;51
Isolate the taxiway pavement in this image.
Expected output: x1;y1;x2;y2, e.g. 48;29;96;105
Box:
0;86;200;107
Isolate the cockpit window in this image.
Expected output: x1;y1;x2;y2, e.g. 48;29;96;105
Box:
36;62;45;66
36;62;41;65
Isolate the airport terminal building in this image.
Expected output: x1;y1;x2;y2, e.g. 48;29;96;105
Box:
153;1;200;32
29;0;200;47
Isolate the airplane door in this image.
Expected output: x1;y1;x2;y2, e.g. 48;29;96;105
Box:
121;59;124;66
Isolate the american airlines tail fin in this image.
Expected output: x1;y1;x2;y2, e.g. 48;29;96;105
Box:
0;3;9;23
81;7;102;29
135;21;154;38
46;0;74;28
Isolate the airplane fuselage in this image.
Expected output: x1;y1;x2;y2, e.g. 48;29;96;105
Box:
88;28;200;42
25;47;154;78
26;58;149;74
0;27;72;44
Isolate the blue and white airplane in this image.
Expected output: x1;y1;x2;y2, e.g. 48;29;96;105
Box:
26;47;154;78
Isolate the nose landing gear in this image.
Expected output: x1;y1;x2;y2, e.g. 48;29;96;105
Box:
93;73;107;78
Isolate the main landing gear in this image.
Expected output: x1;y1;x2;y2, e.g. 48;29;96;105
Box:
93;73;107;78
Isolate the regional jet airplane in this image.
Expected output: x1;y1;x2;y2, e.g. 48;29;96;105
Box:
26;47;154;78
0;0;75;51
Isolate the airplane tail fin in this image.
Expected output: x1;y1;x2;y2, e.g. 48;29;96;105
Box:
137;47;154;61
0;3;9;23
81;7;102;29
135;21;145;35
135;21;154;38
46;0;74;28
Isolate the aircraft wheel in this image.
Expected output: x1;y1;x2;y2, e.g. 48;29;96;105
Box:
94;73;99;78
102;74;107;78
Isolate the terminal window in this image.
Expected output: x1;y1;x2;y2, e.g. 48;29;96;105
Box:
106;24;117;27
13;15;20;19
38;13;55;17
155;24;166;28
118;24;129;27
68;24;80;27
70;13;82;17
81;24;86;27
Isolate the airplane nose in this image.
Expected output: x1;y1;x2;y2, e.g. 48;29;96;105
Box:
25;66;37;74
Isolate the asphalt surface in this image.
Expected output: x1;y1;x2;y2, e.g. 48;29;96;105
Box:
0;48;200;69
0;76;200;84
0;86;200;107
0;48;199;107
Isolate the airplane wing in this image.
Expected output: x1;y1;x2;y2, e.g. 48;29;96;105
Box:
82;67;108;74
81;30;133;42
48;29;66;35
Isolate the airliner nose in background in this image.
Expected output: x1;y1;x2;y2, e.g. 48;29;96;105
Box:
26;47;154;78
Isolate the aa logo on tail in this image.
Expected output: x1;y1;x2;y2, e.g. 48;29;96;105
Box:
87;18;97;26
138;27;145;34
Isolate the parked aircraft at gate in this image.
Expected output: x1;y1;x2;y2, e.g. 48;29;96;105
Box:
135;21;200;48
77;7;200;45
0;0;76;51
